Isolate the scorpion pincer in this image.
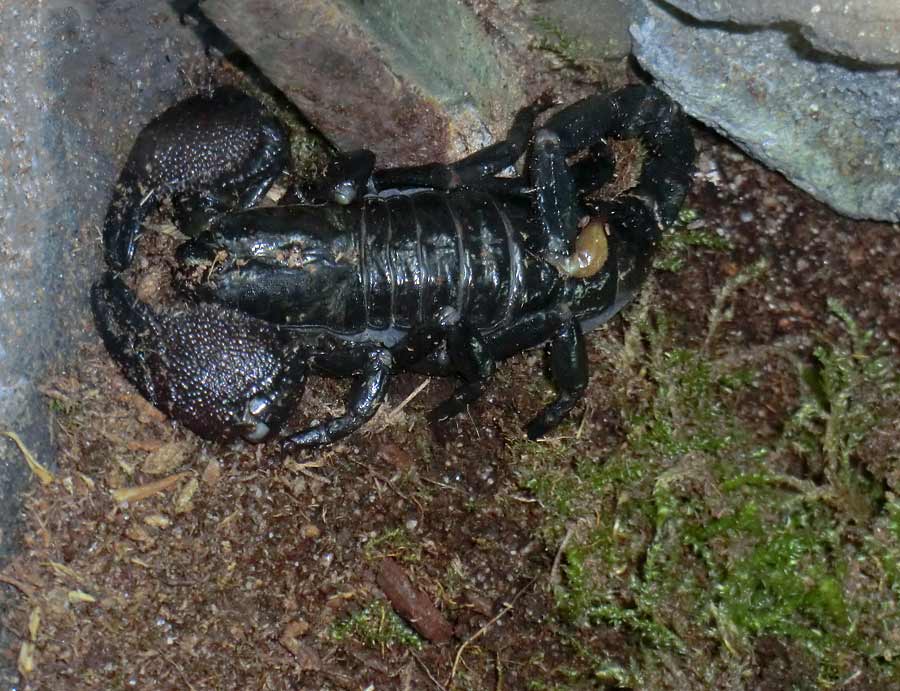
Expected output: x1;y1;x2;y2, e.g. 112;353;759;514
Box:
91;84;694;450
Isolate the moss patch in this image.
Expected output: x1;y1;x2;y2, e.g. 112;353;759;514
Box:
329;600;424;652
516;281;900;687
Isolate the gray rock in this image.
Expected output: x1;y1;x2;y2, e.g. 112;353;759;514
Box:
663;0;900;66
526;0;636;62
0;1;204;685
201;0;525;166
631;0;900;222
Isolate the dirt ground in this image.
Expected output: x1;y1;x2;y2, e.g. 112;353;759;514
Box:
2;15;899;691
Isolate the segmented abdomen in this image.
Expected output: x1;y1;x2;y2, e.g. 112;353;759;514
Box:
361;190;558;333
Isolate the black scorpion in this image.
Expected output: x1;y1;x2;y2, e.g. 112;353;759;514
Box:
92;84;694;449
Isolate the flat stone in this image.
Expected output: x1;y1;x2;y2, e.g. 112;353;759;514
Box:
201;0;525;166
525;0;635;62
631;0;900;222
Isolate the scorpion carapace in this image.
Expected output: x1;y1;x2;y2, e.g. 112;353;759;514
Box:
93;84;694;449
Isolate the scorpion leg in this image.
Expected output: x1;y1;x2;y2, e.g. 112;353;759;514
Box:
383;307;499;422
526;317;588;440
369;94;555;193
391;306;461;370
281;344;393;450
483;306;588;439
427;322;497;422
283;149;377;206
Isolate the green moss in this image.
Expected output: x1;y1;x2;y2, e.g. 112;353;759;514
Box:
238;82;330;181
687;501;849;643
514;279;900;687
787;300;897;488
654;210;733;272
47;397;71;416
362;527;421;563
329;600;423;651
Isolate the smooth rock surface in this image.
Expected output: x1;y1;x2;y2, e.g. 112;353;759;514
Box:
0;1;204;686
664;0;900;65
632;0;900;222
201;0;525;166
526;0;635;62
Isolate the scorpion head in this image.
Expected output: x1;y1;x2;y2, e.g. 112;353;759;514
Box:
91;272;308;443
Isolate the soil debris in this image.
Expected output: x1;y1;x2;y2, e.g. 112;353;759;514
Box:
376;558;454;644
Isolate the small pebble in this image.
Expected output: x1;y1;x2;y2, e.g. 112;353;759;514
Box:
201;459;222;487
300;524;321;539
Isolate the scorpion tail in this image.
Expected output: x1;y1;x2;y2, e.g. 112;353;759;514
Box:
534;85;694;269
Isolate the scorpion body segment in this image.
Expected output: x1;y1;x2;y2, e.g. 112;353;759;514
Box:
178;191;566;338
93;84;694;449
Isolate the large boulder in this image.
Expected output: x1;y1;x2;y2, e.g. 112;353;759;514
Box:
663;0;900;66
631;0;900;222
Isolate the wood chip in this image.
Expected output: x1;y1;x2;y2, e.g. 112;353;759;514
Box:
28;607;40;641
46;561;80;581
377;443;414;470
279;619;320;670
174;477;199;514
465;592;494;618
18;641;35;676
112;473;190;503
376;558;453;643
2;431;54;485
141;441;188;475
126;525;154;544
201;459;223;487
143;514;172;529
67;590;96;604
300;524;320;539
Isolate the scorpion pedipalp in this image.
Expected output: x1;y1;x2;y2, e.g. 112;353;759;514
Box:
91;272;308;443
102;87;289;271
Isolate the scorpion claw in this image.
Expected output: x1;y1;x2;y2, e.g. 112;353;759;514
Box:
91;271;164;403
101;87;289;270
91;272;307;443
